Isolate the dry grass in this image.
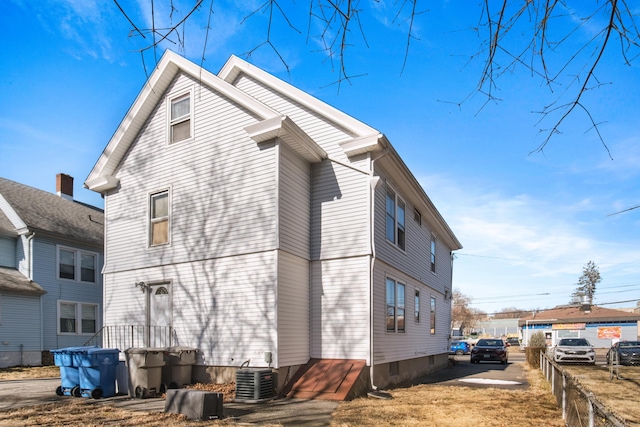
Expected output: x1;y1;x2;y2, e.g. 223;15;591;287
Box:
0;364;565;426
331;364;564;427
562;364;640;425
0;400;231;427
0;366;59;381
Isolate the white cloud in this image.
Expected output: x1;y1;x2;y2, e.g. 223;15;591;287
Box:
416;172;640;312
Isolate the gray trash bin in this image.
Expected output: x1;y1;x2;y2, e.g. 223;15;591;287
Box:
163;346;197;389
124;347;166;398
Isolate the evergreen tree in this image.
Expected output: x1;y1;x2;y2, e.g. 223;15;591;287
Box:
571;261;601;305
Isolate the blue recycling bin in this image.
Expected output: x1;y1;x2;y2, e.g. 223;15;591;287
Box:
73;348;120;399
51;346;98;397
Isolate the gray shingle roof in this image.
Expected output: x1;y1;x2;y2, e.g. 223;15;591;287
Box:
519;305;640;325
0;177;103;247
0;208;15;236
0;267;46;296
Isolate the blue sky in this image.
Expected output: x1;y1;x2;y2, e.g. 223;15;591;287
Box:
2;1;639;315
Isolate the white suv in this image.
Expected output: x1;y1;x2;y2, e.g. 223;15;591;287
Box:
553;338;596;365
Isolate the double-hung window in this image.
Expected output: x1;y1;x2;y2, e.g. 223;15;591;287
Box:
386;278;405;333
169;92;192;144
386;186;406;250
430;234;437;273
150;190;170;246
57;246;97;283
58;301;98;335
430;296;436;334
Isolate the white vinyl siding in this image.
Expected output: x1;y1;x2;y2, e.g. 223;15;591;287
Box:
103;251;278;367
279;143;311;258
311;160;369;260
374;167;454;296
277;251;310;366
231;74;355;162
310;257;370;360
373;260;448;364
103;73;278;274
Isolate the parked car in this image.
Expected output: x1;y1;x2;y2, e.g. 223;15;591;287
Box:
450;340;471;355
506;337;520;346
552;338;596;365
606;340;640;366
470;338;508;364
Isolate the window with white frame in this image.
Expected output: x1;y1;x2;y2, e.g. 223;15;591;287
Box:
430;234;436;273
386;278;405;333
168;92;192;144
386;186;406;251
58;301;98;335
57;246;97;283
430;296;436;334
415;290;420;323
150;190;170;246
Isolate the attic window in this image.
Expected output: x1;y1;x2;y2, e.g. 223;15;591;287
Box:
169;92;192;143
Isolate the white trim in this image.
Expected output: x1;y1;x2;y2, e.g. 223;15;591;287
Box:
166;87;195;145
219;55;378;137
148;187;172;248
57;300;99;336
385;183;406;253
56;245;99;284
85;50;278;193
244;115;327;163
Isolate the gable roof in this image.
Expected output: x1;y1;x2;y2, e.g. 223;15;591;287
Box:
85;50;285;193
518;305;640;325
86;50;461;250
0;177;103;247
0;266;46;296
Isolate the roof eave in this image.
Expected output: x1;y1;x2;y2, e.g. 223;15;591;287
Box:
245;116;327;163
86;50;278;193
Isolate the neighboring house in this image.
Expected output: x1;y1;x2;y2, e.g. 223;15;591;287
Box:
0;174;104;368
85;50;461;397
519;304;640;348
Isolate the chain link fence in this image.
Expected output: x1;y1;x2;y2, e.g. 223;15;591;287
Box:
539;352;627;427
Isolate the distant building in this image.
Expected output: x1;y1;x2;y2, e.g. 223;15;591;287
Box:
518;304;640;348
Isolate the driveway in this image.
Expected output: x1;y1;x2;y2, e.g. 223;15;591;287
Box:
414;351;529;389
0;378;66;410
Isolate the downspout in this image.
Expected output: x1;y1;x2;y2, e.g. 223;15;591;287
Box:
26;231;35;280
368;149;389;391
26;232;44;354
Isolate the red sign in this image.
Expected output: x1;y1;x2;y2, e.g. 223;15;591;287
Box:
597;327;621;339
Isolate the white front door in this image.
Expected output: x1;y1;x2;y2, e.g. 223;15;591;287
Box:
147;283;172;347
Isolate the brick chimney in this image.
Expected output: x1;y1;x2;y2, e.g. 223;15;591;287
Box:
56;173;74;201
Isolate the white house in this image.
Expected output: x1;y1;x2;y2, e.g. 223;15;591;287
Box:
0;174;104;368
85;50;461;398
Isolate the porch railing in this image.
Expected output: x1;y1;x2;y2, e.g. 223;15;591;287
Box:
84;325;175;350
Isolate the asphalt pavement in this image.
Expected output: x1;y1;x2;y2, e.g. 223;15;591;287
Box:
412;350;529;390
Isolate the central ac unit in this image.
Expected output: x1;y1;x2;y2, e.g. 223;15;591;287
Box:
235;369;276;402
